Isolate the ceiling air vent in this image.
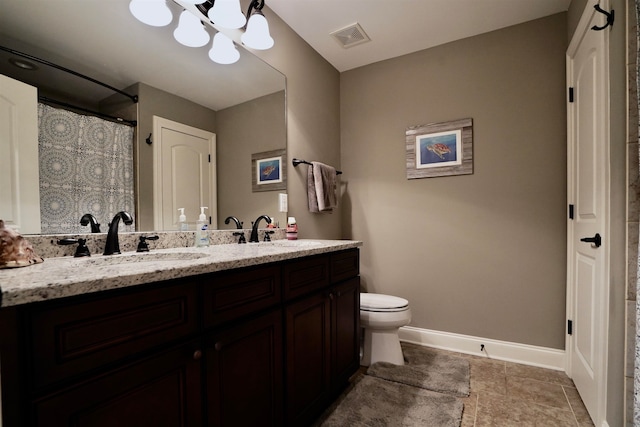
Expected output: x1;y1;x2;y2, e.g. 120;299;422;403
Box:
330;23;371;49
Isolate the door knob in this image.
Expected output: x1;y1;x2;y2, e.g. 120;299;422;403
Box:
580;233;601;247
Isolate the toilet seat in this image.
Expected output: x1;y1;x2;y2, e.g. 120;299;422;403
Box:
360;293;409;312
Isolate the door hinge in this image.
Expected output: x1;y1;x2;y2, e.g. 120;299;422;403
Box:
569;204;574;220
568;87;574;103
567;319;573;335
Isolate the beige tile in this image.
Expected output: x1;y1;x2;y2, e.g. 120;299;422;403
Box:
505;361;574;387
460;392;478;427
469;358;507;395
506;376;571;411
626;376;635;427
627;300;637;378
475;392;577;427
629;66;639;144
628;220;639;301
563;385;594;426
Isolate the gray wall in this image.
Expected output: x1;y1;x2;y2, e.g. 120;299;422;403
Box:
340;14;568;349
252;3;626;423
252;7;342;239
217;91;286;229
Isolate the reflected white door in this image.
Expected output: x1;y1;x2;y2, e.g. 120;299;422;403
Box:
0;74;40;233
566;1;609;425
153;116;216;231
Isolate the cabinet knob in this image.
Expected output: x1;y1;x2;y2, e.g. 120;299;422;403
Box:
329;292;334;300
193;350;202;360
215;342;222;351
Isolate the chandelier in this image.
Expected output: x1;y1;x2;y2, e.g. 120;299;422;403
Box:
129;0;274;65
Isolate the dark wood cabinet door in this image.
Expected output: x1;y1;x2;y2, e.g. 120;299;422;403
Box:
29;280;199;391
332;277;361;392
33;341;203;427
285;292;331;427
206;309;283;427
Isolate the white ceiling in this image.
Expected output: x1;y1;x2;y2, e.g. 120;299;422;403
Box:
0;0;571;110
266;0;572;72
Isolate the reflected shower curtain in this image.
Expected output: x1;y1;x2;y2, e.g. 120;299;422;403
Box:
38;103;135;234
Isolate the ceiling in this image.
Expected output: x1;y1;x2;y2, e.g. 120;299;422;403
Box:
266;0;572;72
0;0;572;110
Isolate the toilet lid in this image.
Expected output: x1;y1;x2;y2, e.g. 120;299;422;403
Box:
361;293;409;312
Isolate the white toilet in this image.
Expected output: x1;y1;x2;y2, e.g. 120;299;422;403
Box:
360;293;411;366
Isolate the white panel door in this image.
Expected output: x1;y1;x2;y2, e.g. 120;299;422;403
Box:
566;1;609;425
153;117;216;231
0;74;40;233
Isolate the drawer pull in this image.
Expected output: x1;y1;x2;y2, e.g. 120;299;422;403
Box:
193;350;202;360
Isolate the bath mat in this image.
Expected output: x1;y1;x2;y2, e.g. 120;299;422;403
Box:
366;352;470;397
320;375;463;427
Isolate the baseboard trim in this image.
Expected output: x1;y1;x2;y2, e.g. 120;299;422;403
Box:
399;326;565;371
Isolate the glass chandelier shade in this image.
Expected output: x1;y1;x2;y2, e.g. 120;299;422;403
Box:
241;10;273;50
174;10;210;47
208;0;246;30
208;33;240;64
129;0;173;27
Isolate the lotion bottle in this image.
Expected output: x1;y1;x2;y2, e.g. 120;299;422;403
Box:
286;216;298;240
178;208;188;231
195;207;209;247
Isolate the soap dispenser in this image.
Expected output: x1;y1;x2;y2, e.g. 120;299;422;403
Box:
178;208;188;231
195;207;209;247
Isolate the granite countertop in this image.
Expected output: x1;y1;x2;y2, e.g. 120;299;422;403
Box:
0;239;362;308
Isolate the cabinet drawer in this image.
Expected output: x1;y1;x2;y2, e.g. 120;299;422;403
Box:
283;254;330;301
29;280;199;391
330;249;359;283
203;264;281;328
33;340;203;427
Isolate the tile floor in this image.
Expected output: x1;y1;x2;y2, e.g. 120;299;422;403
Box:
317;344;595;426
447;347;595;427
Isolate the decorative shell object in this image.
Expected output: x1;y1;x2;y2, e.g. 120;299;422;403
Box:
0;220;44;268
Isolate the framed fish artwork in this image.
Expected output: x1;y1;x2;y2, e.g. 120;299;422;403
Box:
405;118;473;179
252;149;287;192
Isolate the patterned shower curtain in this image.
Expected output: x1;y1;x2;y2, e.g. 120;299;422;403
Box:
38;103;135;234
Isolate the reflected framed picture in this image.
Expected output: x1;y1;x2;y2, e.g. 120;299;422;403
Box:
406;118;473;179
252;149;287;192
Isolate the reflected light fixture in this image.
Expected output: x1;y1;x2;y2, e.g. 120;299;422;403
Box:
174;10;210;47
129;0;173;27
208;32;240;64
129;0;274;65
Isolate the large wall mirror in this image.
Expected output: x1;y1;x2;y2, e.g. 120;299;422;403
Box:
0;0;286;234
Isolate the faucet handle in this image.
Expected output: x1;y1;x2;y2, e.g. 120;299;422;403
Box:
233;231;246;244
57;238;91;257
263;230;274;242
137;235;159;252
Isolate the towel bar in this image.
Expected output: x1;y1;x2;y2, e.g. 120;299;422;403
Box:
292;158;342;175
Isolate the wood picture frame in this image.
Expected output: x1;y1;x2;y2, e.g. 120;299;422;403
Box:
252;149;287;192
406;118;473;179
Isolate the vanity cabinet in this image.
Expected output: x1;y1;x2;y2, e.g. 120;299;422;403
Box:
202;264;283;427
284;250;360;427
0;248;360;427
